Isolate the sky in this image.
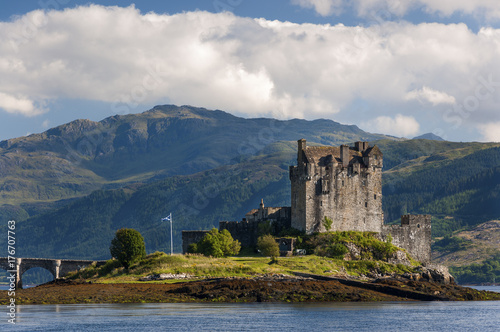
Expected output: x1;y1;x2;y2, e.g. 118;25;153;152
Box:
1;1;500;142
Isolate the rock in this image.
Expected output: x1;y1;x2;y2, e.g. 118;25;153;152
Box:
387;250;412;266
344;243;361;260
416;264;455;285
139;273;194;281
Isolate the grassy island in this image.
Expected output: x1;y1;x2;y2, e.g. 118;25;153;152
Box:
2;232;500;304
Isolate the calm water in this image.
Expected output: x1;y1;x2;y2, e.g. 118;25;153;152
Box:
2;286;499;331
2;301;500;331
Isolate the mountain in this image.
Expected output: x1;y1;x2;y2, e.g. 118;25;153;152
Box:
0;104;393;220
2;105;500;266
412;133;445;141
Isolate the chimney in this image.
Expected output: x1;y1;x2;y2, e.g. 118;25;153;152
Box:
340;145;349;168
355;141;369;152
297;139;306;165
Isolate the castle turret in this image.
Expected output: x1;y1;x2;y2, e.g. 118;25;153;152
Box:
340;144;349;168
297;139;306;165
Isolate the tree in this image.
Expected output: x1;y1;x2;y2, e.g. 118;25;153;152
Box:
110;228;146;269
322;216;333;232
257;234;280;258
192;228;241;257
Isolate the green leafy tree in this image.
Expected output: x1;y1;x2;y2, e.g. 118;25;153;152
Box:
193;228;241;257
257;234;280;258
110;228;146;269
322;216;333;232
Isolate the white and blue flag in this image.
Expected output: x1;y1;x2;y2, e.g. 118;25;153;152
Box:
161;215;171;222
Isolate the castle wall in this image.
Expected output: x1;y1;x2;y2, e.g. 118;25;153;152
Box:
181;230;210;254
382;215;432;263
219;220;259;248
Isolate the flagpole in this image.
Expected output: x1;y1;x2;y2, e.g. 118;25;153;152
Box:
170;212;173;255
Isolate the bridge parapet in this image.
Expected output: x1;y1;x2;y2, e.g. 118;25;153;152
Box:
0;257;107;289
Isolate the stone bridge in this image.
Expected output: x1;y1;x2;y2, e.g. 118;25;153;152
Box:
0;257;107;289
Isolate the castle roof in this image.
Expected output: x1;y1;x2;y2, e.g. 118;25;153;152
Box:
303;146;363;166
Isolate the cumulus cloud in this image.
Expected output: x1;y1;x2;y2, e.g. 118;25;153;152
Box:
478;122;500;142
0;5;499;140
364;114;420;137
0;92;44;116
404;86;456;106
290;0;344;16
292;0;500;19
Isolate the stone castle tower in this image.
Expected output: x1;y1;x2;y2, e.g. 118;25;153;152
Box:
183;139;431;262
289;139;384;234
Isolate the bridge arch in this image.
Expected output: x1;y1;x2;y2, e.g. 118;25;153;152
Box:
0;258;107;289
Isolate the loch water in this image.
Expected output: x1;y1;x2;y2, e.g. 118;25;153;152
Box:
4;295;500;332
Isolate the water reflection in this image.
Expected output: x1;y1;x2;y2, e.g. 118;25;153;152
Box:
3;300;500;332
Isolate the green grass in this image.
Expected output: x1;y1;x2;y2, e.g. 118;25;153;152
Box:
68;251;418;283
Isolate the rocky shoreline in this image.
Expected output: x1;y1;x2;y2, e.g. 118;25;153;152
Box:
1;274;499;305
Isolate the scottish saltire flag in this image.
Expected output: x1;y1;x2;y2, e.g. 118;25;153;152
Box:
161;215;171;222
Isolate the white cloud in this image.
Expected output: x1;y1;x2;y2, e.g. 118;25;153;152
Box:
0;92;44;116
478;122;500;142
364;114;420;137
0;5;499;139
292;0;500;19
291;0;344;16
418;0;500;19
404;86;456;106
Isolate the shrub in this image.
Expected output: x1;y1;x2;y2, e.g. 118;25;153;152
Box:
327;243;349;259
322;216;333;232
257;234;280;258
191;228;241;258
109;228;146;269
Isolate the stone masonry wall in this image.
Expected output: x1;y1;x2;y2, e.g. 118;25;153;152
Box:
382;215;432;263
181;230;209;254
290;140;383;234
219;220;259;248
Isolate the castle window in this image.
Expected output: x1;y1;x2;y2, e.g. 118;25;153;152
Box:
365;202;368;208
417;224;420;228
374;194;376;200
342;180;344;186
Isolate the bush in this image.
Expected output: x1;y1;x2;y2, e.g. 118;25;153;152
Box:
327;243;349;259
257;234;280;258
322;216;333;232
191;228;241;258
109;228;146;269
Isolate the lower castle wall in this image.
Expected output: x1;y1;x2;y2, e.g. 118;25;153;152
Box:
181;230;209;254
219;220;259;248
382;215;431;263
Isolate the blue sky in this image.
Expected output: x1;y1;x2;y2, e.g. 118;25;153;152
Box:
1;1;500;142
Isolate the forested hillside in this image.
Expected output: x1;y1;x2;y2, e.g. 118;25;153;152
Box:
1;105;499;265
12;140;500;260
0;105;391;220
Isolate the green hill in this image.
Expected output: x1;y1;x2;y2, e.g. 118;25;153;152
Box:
12;140;500;261
1;105;500;270
0;105;392;219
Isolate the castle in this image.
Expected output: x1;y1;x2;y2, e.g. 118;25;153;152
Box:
183;140;431;262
